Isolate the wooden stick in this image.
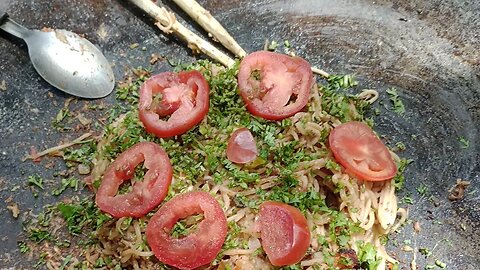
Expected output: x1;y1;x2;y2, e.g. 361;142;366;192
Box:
171;0;246;58
23;133;92;161
128;0;235;67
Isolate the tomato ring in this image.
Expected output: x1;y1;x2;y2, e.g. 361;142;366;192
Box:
238;51;313;120
146;191;227;270
95;142;172;218
139;70;210;138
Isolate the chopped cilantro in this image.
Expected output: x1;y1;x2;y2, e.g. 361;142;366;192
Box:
385;88;405;114
435;259;446;268
171;214;203;238
267;40;279;51
393;158;413;190
419;247;432;257
28;228;51;243
57;198;111;235
321;75;371;123
458;136;469;149
395;141;406;151
401;194;414;205
27;174;44;190
18;241;30;253
416;183;429;196
356;241;382;270
52;177;80;196
59;255;73;270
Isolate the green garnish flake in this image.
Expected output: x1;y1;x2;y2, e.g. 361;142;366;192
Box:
27;174;44;190
321;75;371;123
57;199;112;235
393;158;413;190
28;228;51;243
458;136;469;149
395;141;406;151
171;214;203;238
267;40;279;51
18;241;30;253
356;241;382;270
52;177;80;196
416;183;428;196
386;88;406;114
435;259;447;268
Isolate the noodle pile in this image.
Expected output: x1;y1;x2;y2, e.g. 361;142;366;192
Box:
40;62;407;270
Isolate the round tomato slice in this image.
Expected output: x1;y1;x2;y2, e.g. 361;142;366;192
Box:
237;51;313;120
259;201;311;266
328;121;397;181
95;142;172;218
146;191;227;270
226;127;258;164
139;70;209;138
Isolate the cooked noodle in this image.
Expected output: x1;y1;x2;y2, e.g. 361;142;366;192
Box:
55;63;408;270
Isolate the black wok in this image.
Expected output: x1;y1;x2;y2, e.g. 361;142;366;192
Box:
0;0;478;269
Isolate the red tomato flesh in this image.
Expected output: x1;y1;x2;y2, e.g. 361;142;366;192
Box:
329;121;397;181
226;127;258;164
139;70;209;138
95;142;172;218
238;51;313;120
146;191;227;270
259;201;311;266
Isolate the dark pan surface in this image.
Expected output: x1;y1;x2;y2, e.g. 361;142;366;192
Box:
0;0;478;269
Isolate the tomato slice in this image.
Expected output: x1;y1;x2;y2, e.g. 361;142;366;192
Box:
328;121;397;181
95;142;172;218
237;51;313;120
259;201;311;266
226;127;258;164
139;70;209;138
146;191;227;270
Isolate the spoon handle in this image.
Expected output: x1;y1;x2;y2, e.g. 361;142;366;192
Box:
0;16;32;39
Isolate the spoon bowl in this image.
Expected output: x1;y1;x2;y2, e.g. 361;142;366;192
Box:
0;17;114;98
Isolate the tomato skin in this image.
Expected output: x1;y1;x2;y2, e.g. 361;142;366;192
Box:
226;127;258;164
95;142;172;218
139;70;209;138
259;201;311;266
328;121;397;181
238;51;313;120
146;191;227;270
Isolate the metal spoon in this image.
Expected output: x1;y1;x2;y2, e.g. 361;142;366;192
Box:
0;16;114;98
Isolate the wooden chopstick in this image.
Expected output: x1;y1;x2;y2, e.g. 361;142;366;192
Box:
129;0;236;67
171;0;246;58
129;0;330;77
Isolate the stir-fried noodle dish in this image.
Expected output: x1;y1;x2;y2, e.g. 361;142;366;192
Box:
22;50;409;270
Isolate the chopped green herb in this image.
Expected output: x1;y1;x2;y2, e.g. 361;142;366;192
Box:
27;174;44;190
419;247;432;257
171;214;203;238
385;88;405;114
52;177;80;196
393;158;413;190
401;194;414;205
18;241;30;253
59;255;73;270
356;241;382;270
57;198;111;235
435;259;446;268
395;141;406;151
267;40;279;51
416;183;429;196
458;136;469;149
28;228;51;243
